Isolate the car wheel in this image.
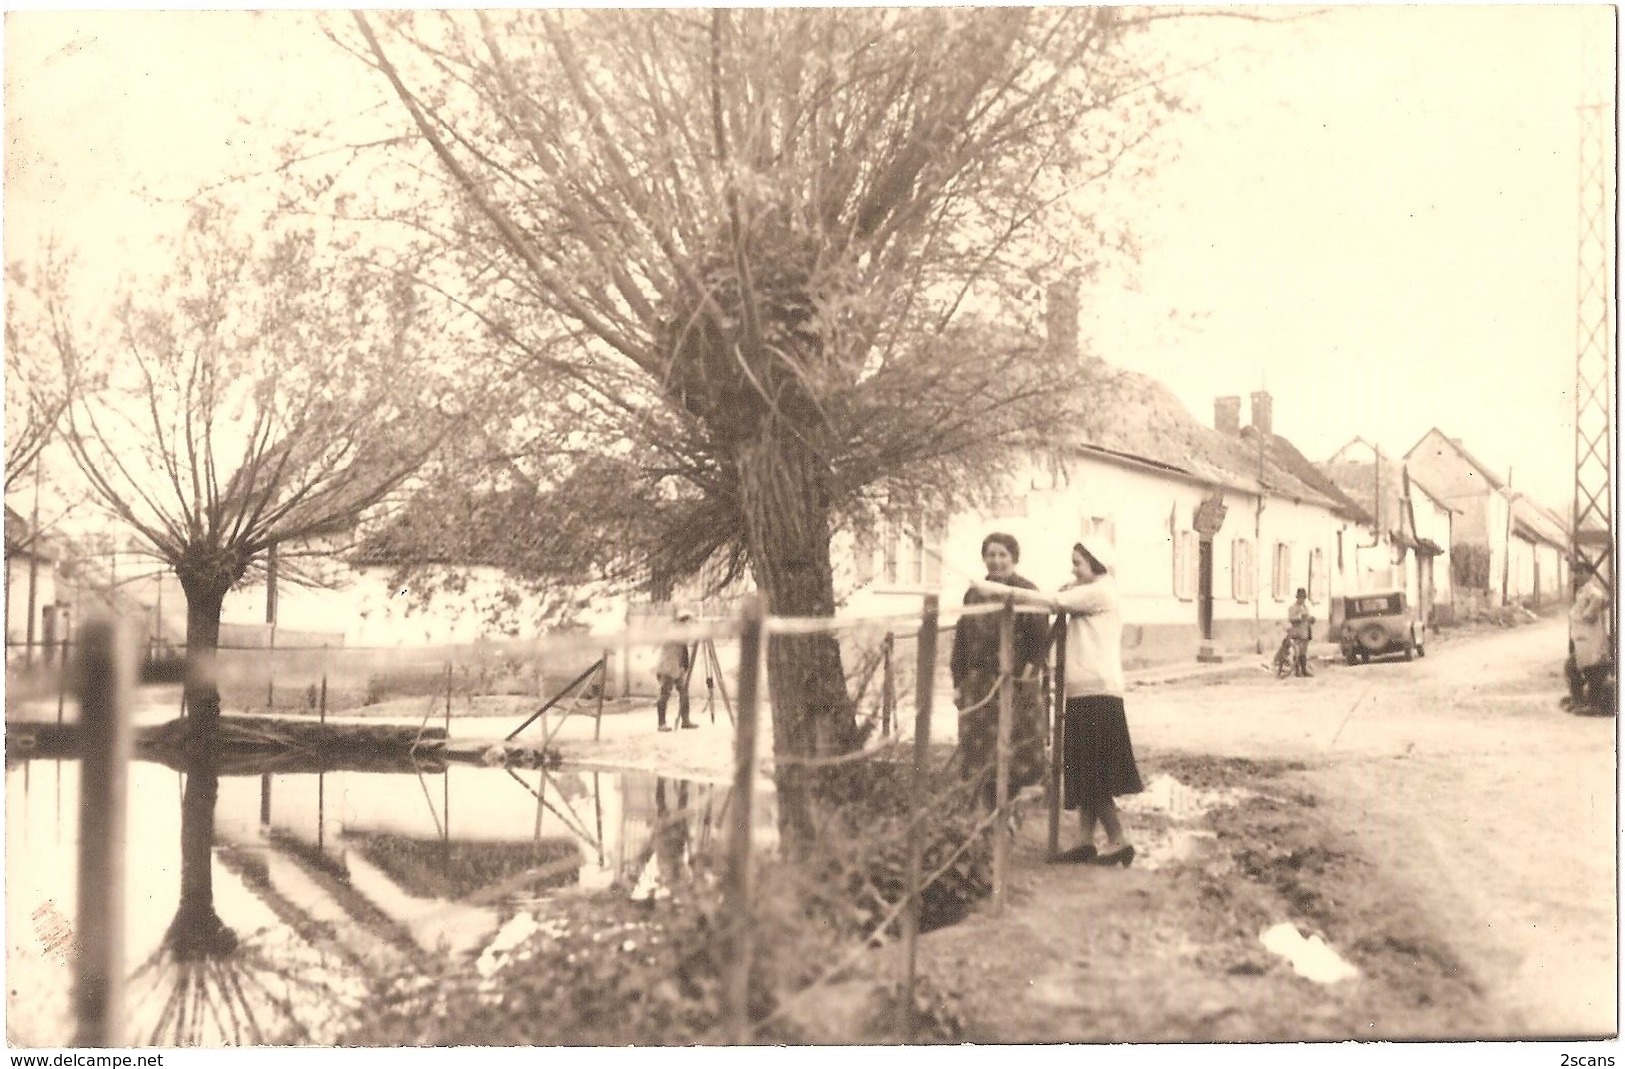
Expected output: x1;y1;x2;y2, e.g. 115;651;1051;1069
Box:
1403;644;1414;662
1360;652;1370;664
1345;651;1359;667
1356;623;1389;652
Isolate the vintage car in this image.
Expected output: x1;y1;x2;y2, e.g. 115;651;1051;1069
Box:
1335;590;1423;664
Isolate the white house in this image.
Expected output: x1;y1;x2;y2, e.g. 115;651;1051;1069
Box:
1323;439;1457;626
842;373;1368;668
5;505;58;663
1404;428;1568;610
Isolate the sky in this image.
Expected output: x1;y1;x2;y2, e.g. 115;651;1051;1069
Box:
3;4;1614;518
1105;5;1609;512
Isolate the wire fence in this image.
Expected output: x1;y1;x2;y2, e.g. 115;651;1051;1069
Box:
30;593;1071;1045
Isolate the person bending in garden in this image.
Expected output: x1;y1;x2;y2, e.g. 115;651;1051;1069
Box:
974;539;1142;867
950;531;1050;810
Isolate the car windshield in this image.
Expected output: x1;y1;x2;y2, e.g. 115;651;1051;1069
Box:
1349;595;1402;616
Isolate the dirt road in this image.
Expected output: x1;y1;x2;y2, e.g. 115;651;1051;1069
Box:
913;617;1618;1043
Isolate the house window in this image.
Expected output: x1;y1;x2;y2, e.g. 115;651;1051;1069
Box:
1080;515;1117;547
989;492;1029;519
1308;547;1327;602
882;512;944;587
1231;538;1256;602
1173;530;1199;600
1272;542;1292;601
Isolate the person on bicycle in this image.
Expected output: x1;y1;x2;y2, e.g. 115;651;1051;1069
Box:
1287;588;1314;677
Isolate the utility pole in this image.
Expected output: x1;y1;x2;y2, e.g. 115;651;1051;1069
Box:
24;454;42;667
1572;20;1615;620
1253;427;1264;654
1501;469;1514;606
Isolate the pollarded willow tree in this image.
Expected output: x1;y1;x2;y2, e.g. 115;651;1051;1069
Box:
17;201;459;732
334;7;1187;843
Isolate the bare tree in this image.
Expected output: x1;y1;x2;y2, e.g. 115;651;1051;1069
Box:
331;8;1186;843
5;255;76;570
20;201;456;732
3;345;66;499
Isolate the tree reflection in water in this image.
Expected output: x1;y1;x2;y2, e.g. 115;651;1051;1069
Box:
123;732;370;1046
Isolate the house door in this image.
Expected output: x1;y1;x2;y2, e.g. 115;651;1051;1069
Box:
1198;539;1215;640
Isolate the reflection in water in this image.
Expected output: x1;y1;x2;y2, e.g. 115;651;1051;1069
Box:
164;744;235;959
6;754;775;1048
124;729;368;1046
631;779;693;904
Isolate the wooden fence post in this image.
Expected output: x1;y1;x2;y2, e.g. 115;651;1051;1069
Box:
881;632;895;737
444;662;453;736
74;619;132;1047
1049;618;1068;860
900;594;939;1041
722;597;764;1044
55;642;68;725
594;650;609;741
994;600;1014;912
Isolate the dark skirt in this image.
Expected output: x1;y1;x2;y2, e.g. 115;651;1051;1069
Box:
1062;694;1144;811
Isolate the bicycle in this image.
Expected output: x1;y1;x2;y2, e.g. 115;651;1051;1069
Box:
1271;627;1311;679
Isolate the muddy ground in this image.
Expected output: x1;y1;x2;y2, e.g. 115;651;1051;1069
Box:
906;617;1617;1045
546;616;1616;1046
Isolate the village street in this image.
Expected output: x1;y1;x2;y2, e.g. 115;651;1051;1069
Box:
1136;617;1616;1036
905;616;1618;1043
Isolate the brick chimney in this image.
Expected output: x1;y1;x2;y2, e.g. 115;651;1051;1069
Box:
1214;395;1242;435
1249;390;1273;437
1045;280;1079;363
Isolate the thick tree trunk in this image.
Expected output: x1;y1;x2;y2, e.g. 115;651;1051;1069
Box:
179;579;229;734
736;430;857;851
163;746;237;959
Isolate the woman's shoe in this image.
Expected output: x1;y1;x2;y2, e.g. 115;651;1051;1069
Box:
1092;844;1135;867
1049;844;1097;864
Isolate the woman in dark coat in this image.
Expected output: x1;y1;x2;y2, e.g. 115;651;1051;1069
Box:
950;531;1050;808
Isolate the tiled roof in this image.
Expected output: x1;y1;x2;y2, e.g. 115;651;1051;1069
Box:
1404;427;1507;490
1322;456;1408;530
1067;365;1358;516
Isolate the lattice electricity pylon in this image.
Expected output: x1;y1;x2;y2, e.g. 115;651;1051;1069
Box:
1572;24;1614;612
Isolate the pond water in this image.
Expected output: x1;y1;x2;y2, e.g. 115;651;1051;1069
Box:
5;755;777;1047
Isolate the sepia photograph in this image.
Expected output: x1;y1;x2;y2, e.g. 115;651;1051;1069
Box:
3;3;1617;1059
